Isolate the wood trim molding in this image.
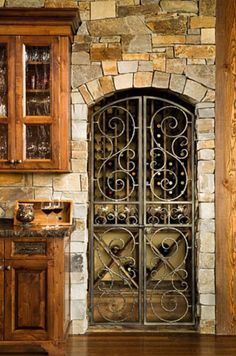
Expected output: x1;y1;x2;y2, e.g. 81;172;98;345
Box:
0;8;81;36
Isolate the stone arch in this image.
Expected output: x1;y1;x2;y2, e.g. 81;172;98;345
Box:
78;71;210;108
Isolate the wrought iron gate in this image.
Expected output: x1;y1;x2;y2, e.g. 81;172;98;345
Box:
89;95;196;326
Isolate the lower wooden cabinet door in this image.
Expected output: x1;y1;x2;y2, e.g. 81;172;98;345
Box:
4;259;54;341
0;260;4;341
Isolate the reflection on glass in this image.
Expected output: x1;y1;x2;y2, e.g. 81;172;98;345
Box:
0;44;7;117
26;124;51;160
25;45;50;116
0;124;8;159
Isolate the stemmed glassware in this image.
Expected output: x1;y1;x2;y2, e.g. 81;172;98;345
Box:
41;201;53;229
52;200;64;228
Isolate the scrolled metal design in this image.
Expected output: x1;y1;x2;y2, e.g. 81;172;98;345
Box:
95;105;137;201
149;105;190;201
146;227;190;323
94;205;139;225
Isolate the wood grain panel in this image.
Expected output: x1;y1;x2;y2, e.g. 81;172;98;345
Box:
216;0;236;334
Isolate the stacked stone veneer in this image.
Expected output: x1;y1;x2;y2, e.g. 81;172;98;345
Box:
0;0;216;334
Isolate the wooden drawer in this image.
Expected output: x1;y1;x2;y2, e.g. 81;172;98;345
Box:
5;238;54;260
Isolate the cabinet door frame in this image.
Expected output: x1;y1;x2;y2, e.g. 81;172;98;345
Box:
0;36;16;170
4;259;54;341
0;239;4;340
15;35;61;170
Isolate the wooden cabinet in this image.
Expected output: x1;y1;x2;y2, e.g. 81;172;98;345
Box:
0;235;71;355
0;8;80;172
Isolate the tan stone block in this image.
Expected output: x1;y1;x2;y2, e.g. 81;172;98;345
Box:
186;35;201;45
34;188;53;200
86;79;103;100
199;320;215;334
198;173;215;193
6;0;44;7
118;61;138;73
80;174;88;191
138;61;153;72
190;16;216;29
200;294;215;306
102;60;118;75
175;45;215;59
198;149;215;161
187;59;206;65
123;53;150;61
53;174;81;191
33;174;53;187
0;174;25;186
166;58;186;74
45;0;77;7
197;119;214;134
146;14;187;35
72;52;90;65
71;141;88;152
152;71;170;89
198;160;215;174
99;76;115;95
71;91;85;104
79;85;94;105
198;269;215;293
91;44;122;61
184;79;207;102
198;193;214;202
100;36;121;43
114;73;133;90
199;253;215;269
160;0;198;13
134;72;153;88
203;89;215;102
150;53;166;72
201;28;215;44
71;159;88;173
199;202;215;219
91;1;116;20
169;74;186;94
201;305;215;320
152;35;185;46
199;0;216;16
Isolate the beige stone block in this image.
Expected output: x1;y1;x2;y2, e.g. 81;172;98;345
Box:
123;53;150;61
201;305;215;320
86;79;103;100
198;193;214;202
169;74;186;94
99;76;115;95
134;72;153;88
185;64;215;90
198;173;215;193
190;16;216;29
114;73;133;90
91;1;116;20
199;219;215;233
102;60;118;75
118;61;138;74
71;92;85;104
152;35;185;46
197;140;215;150
72;64;102;88
71;141;88;153
6;0;44;7
138;61;153;72
198;149;215;160
199;202;215;219
201;28;215;44
72;52;90;65
71;159;88;173
152;71;170;89
166;58;186;74
72;150;88;160
33;174;53;187
100;36;121;43
0;174;25;186
146;14;187;35
53;174;81;192
175;45;215;59
183;79;207;102
79;85;94;105
200;294;215;306
160;0;198;13
71;104;88;121
71;319;88;335
197;119;214;134
198;269;215;293
34;187;53;200
186;35;201;45
187;59;206;65
80;174;88;191
198;160;215;174
199;253;215;269
203;89;215;102
45;0;77;7
122;34;152;53
72;121;87;141
150;53;166;72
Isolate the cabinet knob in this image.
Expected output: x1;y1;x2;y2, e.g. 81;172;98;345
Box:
0;265;4;271
5;266;11;271
7;159;15;164
15;160;22;164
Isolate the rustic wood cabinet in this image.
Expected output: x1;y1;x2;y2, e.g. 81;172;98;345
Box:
0;233;71;355
0;8;80;172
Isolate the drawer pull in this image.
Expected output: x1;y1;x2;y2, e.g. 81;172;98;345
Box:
5;266;11;271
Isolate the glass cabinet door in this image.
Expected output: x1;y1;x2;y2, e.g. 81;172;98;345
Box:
0;44;8;160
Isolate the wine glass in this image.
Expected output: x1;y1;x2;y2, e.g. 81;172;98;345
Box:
41;201;53;229
52;200;64;228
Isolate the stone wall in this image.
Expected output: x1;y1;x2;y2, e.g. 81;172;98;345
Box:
0;0;216;334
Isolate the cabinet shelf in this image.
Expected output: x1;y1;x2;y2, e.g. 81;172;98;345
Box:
26;89;50;93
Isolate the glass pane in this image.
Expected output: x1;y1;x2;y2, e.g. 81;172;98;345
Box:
0;124;8;159
0;44;7;117
26;124;51;159
25;46;50;116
